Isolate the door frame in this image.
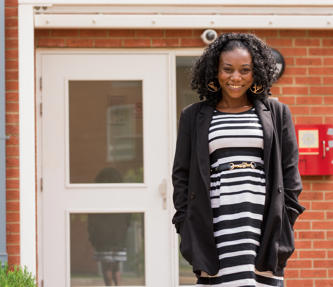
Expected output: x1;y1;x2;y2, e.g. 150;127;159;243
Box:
35;48;202;287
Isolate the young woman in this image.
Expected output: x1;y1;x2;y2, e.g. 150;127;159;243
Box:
172;32;305;286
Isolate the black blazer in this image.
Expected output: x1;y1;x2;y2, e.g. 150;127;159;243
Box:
172;97;305;277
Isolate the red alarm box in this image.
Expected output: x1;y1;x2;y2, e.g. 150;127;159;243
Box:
295;124;333;175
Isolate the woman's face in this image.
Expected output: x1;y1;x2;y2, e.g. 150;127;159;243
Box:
217;48;254;101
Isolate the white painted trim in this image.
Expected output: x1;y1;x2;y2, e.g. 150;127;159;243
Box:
35;14;333;29
18;0;333;6
18;4;36;275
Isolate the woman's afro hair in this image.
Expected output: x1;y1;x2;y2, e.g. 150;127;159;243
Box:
191;32;277;107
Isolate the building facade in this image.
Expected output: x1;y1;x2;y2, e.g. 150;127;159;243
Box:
3;0;333;286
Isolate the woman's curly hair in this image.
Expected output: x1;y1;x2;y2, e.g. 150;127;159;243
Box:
191;32;277;107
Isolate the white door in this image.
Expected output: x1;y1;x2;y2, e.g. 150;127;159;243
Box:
39;53;171;287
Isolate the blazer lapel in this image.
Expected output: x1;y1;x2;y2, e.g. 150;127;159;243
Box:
254;99;273;184
197;102;214;193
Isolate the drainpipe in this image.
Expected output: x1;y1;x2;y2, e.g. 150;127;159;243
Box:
0;0;8;265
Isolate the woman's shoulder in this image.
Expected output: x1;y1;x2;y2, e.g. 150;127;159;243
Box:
181;100;209;115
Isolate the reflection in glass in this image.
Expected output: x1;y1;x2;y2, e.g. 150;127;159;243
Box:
176;56;199;285
69;81;143;184
70;213;145;286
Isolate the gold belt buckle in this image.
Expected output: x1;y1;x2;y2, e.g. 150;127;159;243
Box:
229;162;256;170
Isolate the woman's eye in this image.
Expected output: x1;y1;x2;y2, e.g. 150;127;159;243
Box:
241;69;251;74
223;68;232;73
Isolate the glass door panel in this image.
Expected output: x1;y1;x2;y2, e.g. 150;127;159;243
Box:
176;56;199;285
69;80;143;184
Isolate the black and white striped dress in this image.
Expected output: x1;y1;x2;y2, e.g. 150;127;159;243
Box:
196;108;284;287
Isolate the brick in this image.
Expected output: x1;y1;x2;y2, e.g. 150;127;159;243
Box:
6;223;19;233
5;39;18;49
151;38;180;47
135;29;164;37
294;240;312;249
253;30;278;37
123;39;151;47
275;76;293;84
50;29;79;37
310;48;333;56
8;256;20;267
298;211;325;220
325;192;333;200
295;39;321;46
314;240;333;249
311;106;333;115
313;201;333;210
6;190;19;201
295;58;322;66
94;39;122;48
294;221;310;229
295;116;323;124
324;58;333;65
34;29;50;37
5;7;18;17
282;87;308;95
6;157;19;167
5;114;18;124
315;280;333;287
285;280;314;287
287;259;312;268
323;97;333;105
323;39;333;46
6;201;19;212
324;77;333;84
299;250;326;258
7;234;19;244
37;38;65;48
180;38;205;47
310;86;333;95
279;48;307;56
299;191;323;200
296;96;322;105
79;29;108;37
5;70;18;80
284;67;307;76
6;212;19;222
6;146;18;157
309;67;333;75
298;231;325;239
6;81;18;90
6;179;19;189
5;49;18;59
280;30;307;37
300;269;327;278
284;269;299;278
7;245;20;255
109;30;135;37
6;168;19;178
288;106;310;115
266;38;292;47
6;125;19;135
313;221;333;230
66;39;94;48
324;117;333;124
270;86;281;95
277;96;295;105
309;31;333;37
5;59;18;69
5;18;18;28
165;29;193;37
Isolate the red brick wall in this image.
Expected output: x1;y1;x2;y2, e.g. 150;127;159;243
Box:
5;0;20;267
34;28;333;287
4;1;333;283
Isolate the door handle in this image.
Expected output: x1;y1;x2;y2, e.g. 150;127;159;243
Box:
158;178;167;210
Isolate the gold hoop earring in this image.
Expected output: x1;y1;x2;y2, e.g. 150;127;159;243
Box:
250;84;264;94
207;81;220;93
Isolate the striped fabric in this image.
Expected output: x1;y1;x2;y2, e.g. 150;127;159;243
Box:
196;108;284;287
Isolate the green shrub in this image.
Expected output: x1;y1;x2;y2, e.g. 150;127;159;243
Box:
0;262;36;287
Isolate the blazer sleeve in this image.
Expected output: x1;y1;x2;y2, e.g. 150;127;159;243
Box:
172;110;191;233
281;104;305;225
